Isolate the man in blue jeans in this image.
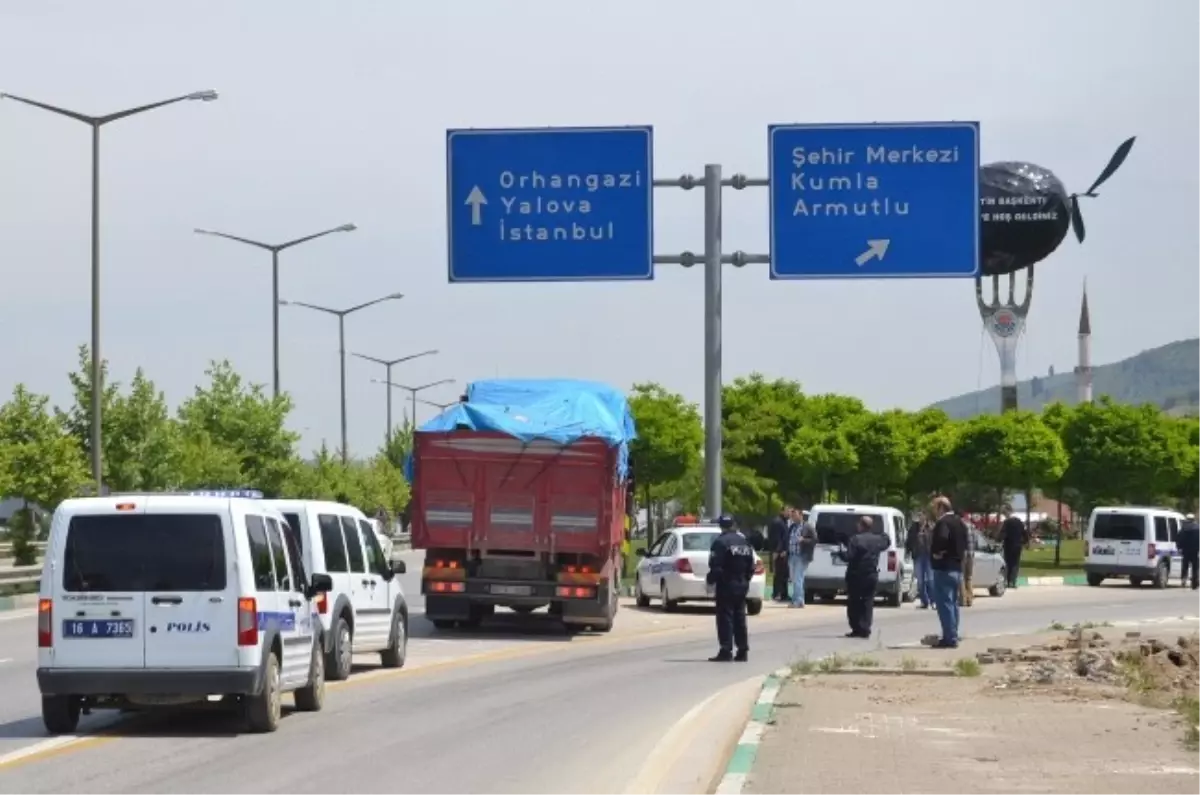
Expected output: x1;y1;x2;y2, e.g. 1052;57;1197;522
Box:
905;513;934;609
928;496;968;649
787;508;816;607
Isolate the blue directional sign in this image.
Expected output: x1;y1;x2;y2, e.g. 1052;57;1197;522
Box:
768;122;980;280
446;126;654;282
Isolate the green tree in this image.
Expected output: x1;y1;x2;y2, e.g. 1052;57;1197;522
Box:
842;409;914;503
0;386;89;564
1167;416;1200;512
904;408;958;502
104;369;178;492
170;428;245;490
380;419;414;470
723;375;810;508
57;345;120;486
628;383;703;527
784;393;864;504
951;411;1067;513
1057;398;1187;511
349;455;411;519
285;445;353;502
177;362;299;495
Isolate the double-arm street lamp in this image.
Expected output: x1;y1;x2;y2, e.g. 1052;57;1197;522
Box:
0;89;219;490
371;378;457;428
280;292;404;462
352;350;439;440
194;223;357;398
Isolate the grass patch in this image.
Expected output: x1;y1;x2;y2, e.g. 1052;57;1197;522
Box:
850;655;881;668
953;657;982;677
1047;620;1067;631
817;653;848;673
791;656;817;677
1022;538;1085;577
900;656;926;672
1176;696;1199;750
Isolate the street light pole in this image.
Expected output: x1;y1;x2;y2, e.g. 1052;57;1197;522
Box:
352;349;439;441
194;223;357;397
280;292;404;463
371;378;457;428
1;89;219;492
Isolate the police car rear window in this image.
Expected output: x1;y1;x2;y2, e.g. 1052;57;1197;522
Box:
681;532;720;552
1093;514;1146;542
62;514;227;592
814;513;885;545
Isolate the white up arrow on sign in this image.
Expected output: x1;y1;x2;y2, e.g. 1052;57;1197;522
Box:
465;186;487;226
854;239;891;267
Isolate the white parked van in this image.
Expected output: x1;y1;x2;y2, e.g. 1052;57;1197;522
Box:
803;504;916;607
36;493;332;735
1085;506;1182;588
263;500;408;681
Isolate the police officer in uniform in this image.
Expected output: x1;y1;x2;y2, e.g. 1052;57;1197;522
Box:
707;514;756;662
841;515;890;638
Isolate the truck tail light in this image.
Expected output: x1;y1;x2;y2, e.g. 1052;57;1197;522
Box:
1147;543;1157;560
675;558;693;574
315;592;328;614
887;551;898;572
38;598;52;648
555;586;596;599
429;581;465;593
237;597;258;647
753;559;765;576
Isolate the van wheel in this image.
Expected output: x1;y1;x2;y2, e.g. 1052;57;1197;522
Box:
885;581;903;608
989;569;1007;597
1087;573;1104;587
245;653;282;733
634;578;650;608
746;599;763;616
327;615;353;682
1153;561;1169;590
380;612;408;668
661;581;679;612
41;695;80;734
293;642;325;712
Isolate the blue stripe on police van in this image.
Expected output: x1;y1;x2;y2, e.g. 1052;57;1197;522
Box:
257;611;296;631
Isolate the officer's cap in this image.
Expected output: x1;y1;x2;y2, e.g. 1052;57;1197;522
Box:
717;514;735;530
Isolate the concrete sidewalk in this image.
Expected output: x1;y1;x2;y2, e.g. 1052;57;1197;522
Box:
746;622;1200;795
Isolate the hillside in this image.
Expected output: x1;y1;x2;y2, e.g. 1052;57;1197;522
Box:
931;338;1200;419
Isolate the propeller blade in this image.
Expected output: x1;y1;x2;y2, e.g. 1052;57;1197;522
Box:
1070;196;1086;243
1084;136;1136;196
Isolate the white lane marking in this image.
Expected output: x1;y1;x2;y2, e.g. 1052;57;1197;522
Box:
0;609;35;624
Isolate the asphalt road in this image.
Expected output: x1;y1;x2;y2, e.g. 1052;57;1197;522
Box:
0;584;1195;793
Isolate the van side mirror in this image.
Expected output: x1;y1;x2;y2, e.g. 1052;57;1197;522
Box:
307;573;333;598
391;560;407;575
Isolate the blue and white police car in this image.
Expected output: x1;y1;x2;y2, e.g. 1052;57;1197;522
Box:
633;519;766;615
36;490;333;735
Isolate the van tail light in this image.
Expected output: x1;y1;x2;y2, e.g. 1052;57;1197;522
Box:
237;597;258;647
887;551;898;572
315;592;328;615
675;558;693;574
1147;543;1157;561
754;559;765;576
38;598;53;648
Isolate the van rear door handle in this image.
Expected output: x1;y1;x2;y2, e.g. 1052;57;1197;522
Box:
151;596;183;605
361;579;371;587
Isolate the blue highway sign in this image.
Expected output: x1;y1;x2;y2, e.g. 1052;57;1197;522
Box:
768;122;980;280
446;126;654;282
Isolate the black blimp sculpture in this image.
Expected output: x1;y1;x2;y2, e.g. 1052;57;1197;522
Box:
975;137;1136;412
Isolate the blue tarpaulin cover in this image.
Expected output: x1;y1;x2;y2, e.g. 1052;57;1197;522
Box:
406;378;636;481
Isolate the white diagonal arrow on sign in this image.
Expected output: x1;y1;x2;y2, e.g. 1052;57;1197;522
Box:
854;239;890;266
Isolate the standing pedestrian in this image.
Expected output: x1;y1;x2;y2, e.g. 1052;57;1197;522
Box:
1178;513;1199;590
905;512;934;609
767;505;791;602
840;515;889;639
1000;509;1026;588
707;514;756;662
787;507;817;607
929;495;968;649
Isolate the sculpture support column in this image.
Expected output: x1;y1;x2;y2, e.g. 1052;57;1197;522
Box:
976;268;1034;414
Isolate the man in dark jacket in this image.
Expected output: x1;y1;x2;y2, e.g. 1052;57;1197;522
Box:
707;514;757;662
929;496;968;648
905;515;933;608
766;506;791;602
1000;511;1027;588
1178;513;1199;590
840;516;890;638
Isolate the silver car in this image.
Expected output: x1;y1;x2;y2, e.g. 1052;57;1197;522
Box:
967;527;1009;596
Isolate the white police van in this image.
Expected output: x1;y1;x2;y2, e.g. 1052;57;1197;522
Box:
263;499;409;681
803;504;916;607
1085;506;1183;588
36;492;333;734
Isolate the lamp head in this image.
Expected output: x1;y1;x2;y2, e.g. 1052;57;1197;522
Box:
188;90;219;102
337;224;357;233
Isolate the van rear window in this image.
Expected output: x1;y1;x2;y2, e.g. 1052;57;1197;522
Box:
814;513;886;545
1092;514;1146;542
62;514;227;592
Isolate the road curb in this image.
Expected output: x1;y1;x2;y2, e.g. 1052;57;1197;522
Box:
1016;575;1087;586
714;667;787;794
0;593;38;612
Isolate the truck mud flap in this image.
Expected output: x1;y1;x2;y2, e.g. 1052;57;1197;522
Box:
560;581;615;626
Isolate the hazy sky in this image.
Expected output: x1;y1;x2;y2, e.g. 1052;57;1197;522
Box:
1;0;1196;458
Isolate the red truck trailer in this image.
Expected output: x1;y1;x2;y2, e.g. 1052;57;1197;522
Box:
407;380;635;633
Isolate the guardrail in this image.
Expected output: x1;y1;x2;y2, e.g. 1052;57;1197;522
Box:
0;541;47;557
0;564;40;589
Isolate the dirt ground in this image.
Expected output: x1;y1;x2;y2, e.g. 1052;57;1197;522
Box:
748;623;1200;795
